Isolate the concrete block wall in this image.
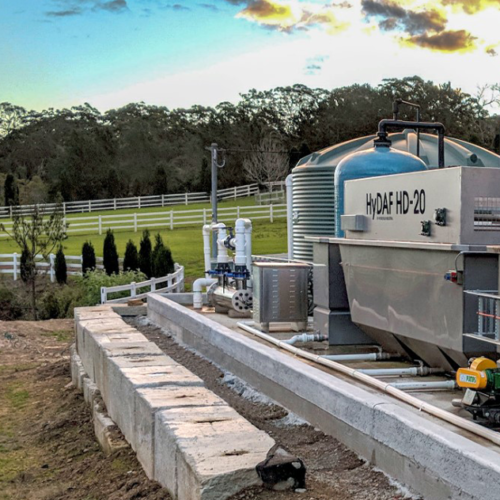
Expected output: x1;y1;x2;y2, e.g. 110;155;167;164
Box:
74;306;275;500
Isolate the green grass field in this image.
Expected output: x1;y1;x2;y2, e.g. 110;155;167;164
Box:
0;219;288;284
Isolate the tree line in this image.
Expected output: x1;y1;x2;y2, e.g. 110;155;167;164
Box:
1;76;499;205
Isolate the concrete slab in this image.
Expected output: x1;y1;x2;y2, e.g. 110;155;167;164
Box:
147;293;500;500
155;405;274;500
135;386;227;478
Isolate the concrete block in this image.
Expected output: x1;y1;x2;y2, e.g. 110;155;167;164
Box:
83;377;100;406
155;405;275;500
92;400;128;455
135;386;227;479
103;355;203;448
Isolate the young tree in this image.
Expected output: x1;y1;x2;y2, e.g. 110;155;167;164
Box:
54;246;67;284
103;229;119;275
0;205;67;319
123;239;139;272
139;230;152;278
4;174;19;206
152;233;174;277
82;241;96;274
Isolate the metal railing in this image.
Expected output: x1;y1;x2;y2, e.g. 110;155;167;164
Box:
0;204;286;238
100;264;184;304
0;253;108;281
464;290;500;341
0;184;259;218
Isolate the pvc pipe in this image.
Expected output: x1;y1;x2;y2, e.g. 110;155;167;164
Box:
244;222;252;275
193;278;217;309
322;353;393;362
216;226;229;264
359;367;443;377
235;219;251;267
283;333;328;345
202;225;212;277
286;174;293;260
390;380;457;390
236;320;500;447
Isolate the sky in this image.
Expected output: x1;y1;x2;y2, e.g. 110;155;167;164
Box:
2;0;500;112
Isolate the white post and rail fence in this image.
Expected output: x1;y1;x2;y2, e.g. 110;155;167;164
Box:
0;183;261;218
0;204;286;239
0;252;184;303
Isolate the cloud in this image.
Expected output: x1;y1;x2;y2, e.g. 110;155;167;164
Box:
304;54;329;75
46;0;128;17
199;3;220;11
163;3;191;10
486;44;499;56
404;29;477;52
46;7;83;16
233;0;350;34
361;0;446;35
441;0;500;15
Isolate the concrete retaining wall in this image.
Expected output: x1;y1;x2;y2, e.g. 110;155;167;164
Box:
74;306;275;500
147;294;500;500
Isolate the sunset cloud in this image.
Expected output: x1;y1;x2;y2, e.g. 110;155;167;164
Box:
404;29;477;52
441;0;500;14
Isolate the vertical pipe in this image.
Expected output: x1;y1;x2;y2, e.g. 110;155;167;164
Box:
286;174;293;260
211;143;218;259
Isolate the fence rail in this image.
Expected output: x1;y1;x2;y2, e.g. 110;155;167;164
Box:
0;253;109;281
100;264;184;304
0;204;286;239
0;184;260;218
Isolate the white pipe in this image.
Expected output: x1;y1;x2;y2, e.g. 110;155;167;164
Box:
322;353;392;362
202;224;212;277
390;380;457;390
216;226;229;264
283;333;327;345
235;219;248;266
359;367;443;377
286;174;293;260
236;320;500;447
193;278;217;309
244;222;252;274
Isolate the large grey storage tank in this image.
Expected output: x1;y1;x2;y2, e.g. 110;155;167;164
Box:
291;129;500;261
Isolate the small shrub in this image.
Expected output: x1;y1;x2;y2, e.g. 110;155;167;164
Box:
0;284;22;320
39;284;83;320
76;269;147;306
153;244;175;277
103;229;119;276
82;241;96;274
123;240;139;272
54;246;67;284
139;230;152;278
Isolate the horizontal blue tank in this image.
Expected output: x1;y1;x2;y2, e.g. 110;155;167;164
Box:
334;142;428;237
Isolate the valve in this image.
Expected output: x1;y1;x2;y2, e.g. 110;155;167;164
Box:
420;220;431;237
434;208;447;226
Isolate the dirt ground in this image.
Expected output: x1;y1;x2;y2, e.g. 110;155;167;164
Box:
0;316;418;500
129;317;419;500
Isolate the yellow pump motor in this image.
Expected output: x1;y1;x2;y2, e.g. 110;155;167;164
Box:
456;357;497;390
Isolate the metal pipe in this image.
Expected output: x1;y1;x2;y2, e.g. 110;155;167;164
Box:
377;119;445;168
359;366;443;377
321;352;393;362
236;321;500;447
286;174;293;260
390;380;457;390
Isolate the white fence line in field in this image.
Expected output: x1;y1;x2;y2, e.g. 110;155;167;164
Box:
100;264;184;304
0;184;260;218
0;204;286;238
0;253;109;281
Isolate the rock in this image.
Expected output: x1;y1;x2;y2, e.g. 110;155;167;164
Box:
256;447;306;491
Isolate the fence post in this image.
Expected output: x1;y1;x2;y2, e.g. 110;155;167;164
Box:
170;210;174;230
138;196;141;209
151;277;156;292
237;206;240;219
101;287;106;304
185;193;188;206
270;204;274;223
131;282;136;298
234;187;237;201
63;202;66;216
247;185;251;196
13;253;17;281
134;213;138;233
9;206;12;218
98;215;102;235
49;253;55;283
114;198;117;210
88;200;91;213
203;208;207;225
162;195;165;207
